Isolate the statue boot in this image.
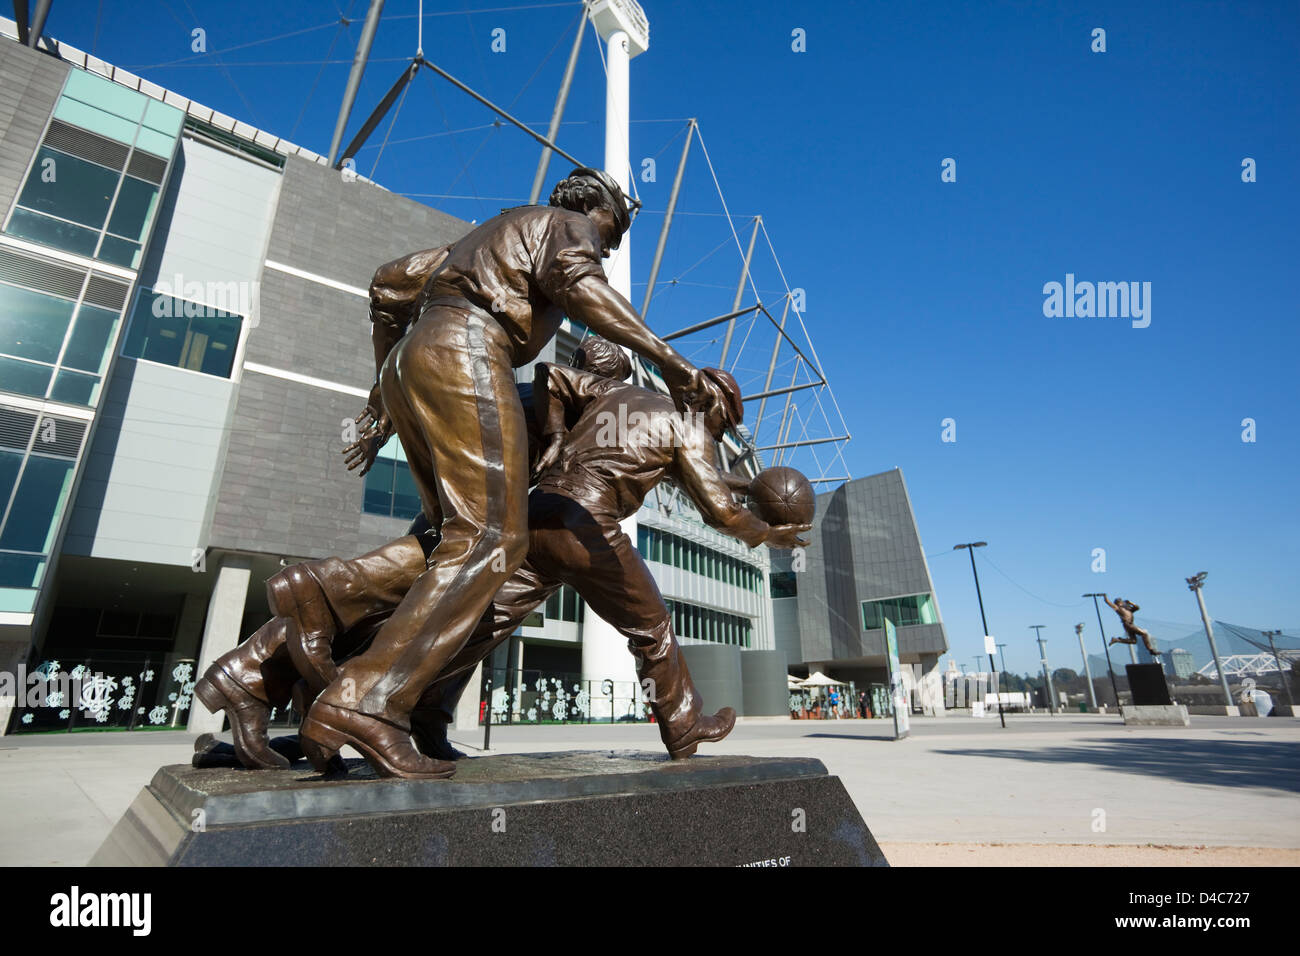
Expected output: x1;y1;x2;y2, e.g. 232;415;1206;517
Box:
193;617;299;769
635;627;735;759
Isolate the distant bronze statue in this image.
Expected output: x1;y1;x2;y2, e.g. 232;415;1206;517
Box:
1104;595;1160;656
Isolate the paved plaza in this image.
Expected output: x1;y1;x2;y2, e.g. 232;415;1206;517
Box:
2;713;1297;866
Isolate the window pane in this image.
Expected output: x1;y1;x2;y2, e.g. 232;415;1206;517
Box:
16;148;119;229
50;369;100;406
0;552;45;588
545;591;560;620
0;284;76;364
62;304;120;373
5;207;100;257
123;295;187;366
96;235;141;269
0;355;54;399
562;587;577;622
123;293;241;378
392;461;421;520
0;450;22;509
106;176;159;242
362;458;395;515
0;455;74;552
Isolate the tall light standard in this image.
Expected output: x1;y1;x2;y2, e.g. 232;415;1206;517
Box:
1187;572;1233;707
1084;594;1121;709
1030;625;1056;715
1075;622;1098;709
1262;630;1294;711
581;0;650;719
955;542;1004;728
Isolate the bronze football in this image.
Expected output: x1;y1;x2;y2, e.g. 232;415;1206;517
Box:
747;467;815;526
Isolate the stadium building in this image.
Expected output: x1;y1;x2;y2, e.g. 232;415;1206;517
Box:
0;12;946;735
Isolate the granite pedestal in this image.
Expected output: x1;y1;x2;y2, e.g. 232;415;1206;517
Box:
91;750;886;867
1122;704;1190;726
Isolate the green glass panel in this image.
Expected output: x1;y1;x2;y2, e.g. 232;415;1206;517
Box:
187;312;240;377
96;234;141;269
142;98;184;137
0;285;76;363
53;97;138;145
0;455;74;552
5;207;100;257
62;304;120;373
63;70;146;123
17;147;119;228
50;369;100;406
0;586;37;613
362;458;395;515
106;176;159;242
0;553;45;589
0;450;22;510
134;127;177;159
392;462;421;520
123;295;187;366
0;355;53;398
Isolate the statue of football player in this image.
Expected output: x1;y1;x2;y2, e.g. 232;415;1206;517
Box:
196;340;808;770
290;168;734;779
1104;595;1161;656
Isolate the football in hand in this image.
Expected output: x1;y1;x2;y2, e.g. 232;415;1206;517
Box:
747;466;815;526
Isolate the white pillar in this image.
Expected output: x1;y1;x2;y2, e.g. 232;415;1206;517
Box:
187;555;252;734
580;27;641;720
453;661;484;732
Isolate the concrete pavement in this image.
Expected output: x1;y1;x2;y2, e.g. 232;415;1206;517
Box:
2;713;1296;865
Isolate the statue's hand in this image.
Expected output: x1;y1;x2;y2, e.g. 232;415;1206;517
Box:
765;523;812;550
665;363;727;419
531;432;564;483
343;385;394;477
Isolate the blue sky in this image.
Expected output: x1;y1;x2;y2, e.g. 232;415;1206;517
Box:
43;0;1299;676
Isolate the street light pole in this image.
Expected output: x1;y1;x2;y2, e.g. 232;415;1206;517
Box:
1075;622;1098;709
1031;625;1056;715
1186;573;1233;708
1084;594;1121;709
955;542;1004;728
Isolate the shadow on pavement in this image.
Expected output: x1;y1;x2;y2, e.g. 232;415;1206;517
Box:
804;732;899;743
934;736;1300;793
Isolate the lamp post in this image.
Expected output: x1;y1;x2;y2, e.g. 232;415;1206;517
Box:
1083;594;1121;709
955;542;1004;728
581;0;651;719
1262;630;1294;711
1030;625;1056;715
1075;622;1098;709
1186;572;1233;708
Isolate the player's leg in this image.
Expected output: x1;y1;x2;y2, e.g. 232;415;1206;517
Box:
540;495;735;758
302;310;529;779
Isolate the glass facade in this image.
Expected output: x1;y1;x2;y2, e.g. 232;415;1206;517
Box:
636;524;762;592
861;593;937;630
121;288;242;378
362;438;422;520
0;281;124;407
543;585;585;623
769;569;798;598
3;71;180;270
666;597;752;647
0;407;86;611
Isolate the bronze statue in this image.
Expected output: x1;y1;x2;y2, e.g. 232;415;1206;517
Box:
291;168;734;779
1104;595;1161;656
197;337;809;771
